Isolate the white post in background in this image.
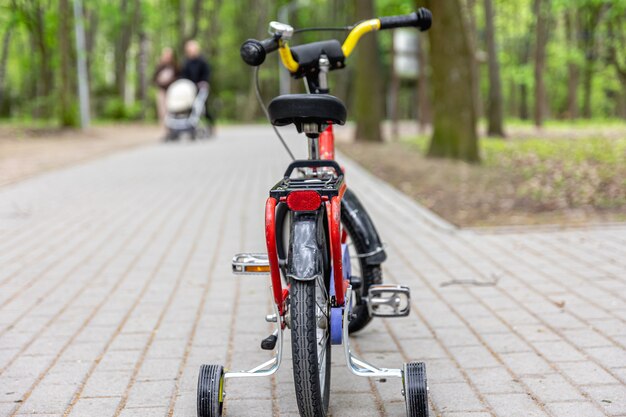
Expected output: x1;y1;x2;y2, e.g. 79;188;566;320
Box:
278;4;292;96
73;0;90;128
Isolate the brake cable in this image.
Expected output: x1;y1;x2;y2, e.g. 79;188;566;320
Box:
254;66;296;161
293;26;352;34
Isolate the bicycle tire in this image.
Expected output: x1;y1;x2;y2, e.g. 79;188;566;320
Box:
291;279;331;417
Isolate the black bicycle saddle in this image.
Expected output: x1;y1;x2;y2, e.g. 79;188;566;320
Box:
268;94;347;131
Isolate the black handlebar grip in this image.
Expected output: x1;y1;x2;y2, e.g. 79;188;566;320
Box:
240;36;280;66
379;8;432;31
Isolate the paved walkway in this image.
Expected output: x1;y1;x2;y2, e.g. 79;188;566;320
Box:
0;126;624;417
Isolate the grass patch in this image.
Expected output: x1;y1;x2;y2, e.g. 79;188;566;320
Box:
339;127;626;227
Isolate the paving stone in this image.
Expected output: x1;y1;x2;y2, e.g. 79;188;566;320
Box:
467;366;526;395
484;393;546;417
582;384;626;415
66;397;121;417
2;126;625;416
429;382;486;413
556;361;620;386
520;373;585;403
545;401;607;417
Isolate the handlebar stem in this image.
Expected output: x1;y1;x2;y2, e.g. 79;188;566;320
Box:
318;55;330;92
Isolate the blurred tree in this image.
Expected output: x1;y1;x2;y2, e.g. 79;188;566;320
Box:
114;0;135;99
416;31;431;131
564;8;580;119
352;0;385;142
425;0;480;162
607;3;626;118
465;0;482;120
12;0;55;117
0;21;13;116
3;0;626;125
135;2;148;119
484;0;505;136
58;0;78;127
533;0;551;127
579;2;607;118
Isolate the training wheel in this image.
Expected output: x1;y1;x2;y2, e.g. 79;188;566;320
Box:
197;364;224;417
403;362;428;417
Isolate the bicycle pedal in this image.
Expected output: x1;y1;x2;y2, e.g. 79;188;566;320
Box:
260;332;278;350
367;285;411;318
232;253;270;275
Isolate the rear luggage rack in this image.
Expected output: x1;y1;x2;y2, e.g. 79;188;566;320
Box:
270;159;344;199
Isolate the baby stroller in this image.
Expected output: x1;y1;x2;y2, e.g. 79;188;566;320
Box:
164;79;211;141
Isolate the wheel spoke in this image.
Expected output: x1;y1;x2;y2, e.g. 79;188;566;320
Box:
317;333;329;369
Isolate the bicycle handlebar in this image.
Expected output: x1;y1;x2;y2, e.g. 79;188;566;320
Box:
240;8;432;70
379;8;432;31
240;36;280;67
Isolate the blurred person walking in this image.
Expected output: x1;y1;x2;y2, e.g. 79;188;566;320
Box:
153;47;179;124
181;40;214;133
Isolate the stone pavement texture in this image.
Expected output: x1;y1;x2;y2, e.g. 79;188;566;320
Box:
0;126;625;417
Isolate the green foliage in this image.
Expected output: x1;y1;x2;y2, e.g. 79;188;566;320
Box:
102;98;143;121
1;0;626;125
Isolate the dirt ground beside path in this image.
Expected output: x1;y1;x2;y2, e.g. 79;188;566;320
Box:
0;124;162;187
338;124;626;228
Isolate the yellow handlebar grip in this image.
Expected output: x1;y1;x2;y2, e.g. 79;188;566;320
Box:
279;43;300;73
341;19;381;57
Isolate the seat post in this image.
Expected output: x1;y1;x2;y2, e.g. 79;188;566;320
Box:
303;123;322;160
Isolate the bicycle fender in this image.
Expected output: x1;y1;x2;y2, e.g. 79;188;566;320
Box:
341;188;387;266
287;212;324;281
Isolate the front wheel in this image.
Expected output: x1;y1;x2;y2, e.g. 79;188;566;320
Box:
291;279;331;417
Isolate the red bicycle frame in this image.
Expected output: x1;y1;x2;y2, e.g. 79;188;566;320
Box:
319;125;335;160
264;123;346;315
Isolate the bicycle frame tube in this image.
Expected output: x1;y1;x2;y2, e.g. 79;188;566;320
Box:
319;125;335;160
265;197;286;314
329;184;347;306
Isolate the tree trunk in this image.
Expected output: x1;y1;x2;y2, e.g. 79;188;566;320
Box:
0;24;13;116
84;4;99;89
242;0;269;121
518;40;531;120
465;0;482;120
582;60;593;118
178;0;186;50
607;20;626;119
533;0;550;128
58;0;78;126
189;0;203;39
352;0;384;142
114;0;133;99
417;31;431;132
34;7;53;118
565;10;579;119
135;2;148;119
425;0;479;162
579;4;606;118
484;0;505;137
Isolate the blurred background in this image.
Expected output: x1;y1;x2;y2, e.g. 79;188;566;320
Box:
0;0;624;227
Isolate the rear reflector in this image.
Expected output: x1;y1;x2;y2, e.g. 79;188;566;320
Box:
287;191;322;211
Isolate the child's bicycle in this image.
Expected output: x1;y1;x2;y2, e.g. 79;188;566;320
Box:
197;9;432;417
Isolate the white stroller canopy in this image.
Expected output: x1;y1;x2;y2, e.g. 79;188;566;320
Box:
166;79;198;113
